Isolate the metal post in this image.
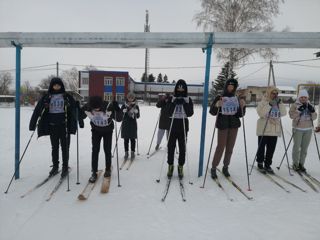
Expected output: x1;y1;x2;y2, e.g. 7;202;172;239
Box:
56;62;59;77
198;33;214;177
12;42;22;179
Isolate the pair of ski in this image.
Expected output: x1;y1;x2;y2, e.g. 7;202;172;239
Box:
212;169;253;201
120;158;134;170
161;177;186;202
147;147;162;159
255;166;307;193
78;170;111;200
295;170;320;193
20;169;72;201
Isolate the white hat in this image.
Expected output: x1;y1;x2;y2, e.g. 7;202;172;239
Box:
298;89;309;98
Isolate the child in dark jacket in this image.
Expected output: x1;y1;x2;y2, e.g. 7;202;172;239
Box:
165;79;194;179
29;77;82;178
209;78;246;179
120;92;140;160
81;96;122;183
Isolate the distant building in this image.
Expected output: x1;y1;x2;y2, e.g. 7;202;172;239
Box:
79;70;204;104
0;95;15;107
237;85;296;105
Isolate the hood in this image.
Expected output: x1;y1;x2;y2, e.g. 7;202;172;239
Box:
223;78;238;97
48;77;65;94
174;79;188;97
265;86;279;101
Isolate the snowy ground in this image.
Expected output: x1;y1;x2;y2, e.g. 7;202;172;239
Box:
1;105;320;240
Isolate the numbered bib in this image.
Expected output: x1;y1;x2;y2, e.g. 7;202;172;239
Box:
90;111;111;127
269;106;281;119
221;97;239;115
49;94;64;114
300;109;311;122
173;105;187;119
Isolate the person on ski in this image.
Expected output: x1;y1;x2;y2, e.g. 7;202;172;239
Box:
29;77;82;178
155;93;170;150
165;79;194;179
209;78;246;179
121;92;140;160
289;89;317;172
316;104;320;133
256;86;287;174
80;96;122;183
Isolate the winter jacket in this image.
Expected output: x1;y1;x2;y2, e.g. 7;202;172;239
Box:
156;98;170;130
209;95;245;129
256;87;287;137
29;78;81;137
165;80;194;133
80;101;123;133
121;102;140;139
289;102;317;130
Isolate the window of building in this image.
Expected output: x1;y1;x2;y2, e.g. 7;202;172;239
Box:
116;93;124;102
104;93;113;101
82;77;89;85
104;77;113;86
116;77;125;86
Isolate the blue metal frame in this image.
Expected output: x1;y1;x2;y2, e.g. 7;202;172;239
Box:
12;42;22;179
198;33;214;177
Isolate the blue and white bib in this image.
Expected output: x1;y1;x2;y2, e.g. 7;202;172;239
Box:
221;97;239;116
89;111;112;127
49;94;64;114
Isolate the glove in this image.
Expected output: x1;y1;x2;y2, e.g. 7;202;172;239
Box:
307;104;315;113
216;100;222;107
298;104;307;112
239;99;246;108
79;121;84;128
174;97;185;105
269;98;281;106
112;101;120;111
123;108;127;113
133;108;139;114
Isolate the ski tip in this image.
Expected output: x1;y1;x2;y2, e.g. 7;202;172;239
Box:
247;188;252;191
78;195;86;201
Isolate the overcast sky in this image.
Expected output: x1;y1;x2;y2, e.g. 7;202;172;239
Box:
0;0;319;88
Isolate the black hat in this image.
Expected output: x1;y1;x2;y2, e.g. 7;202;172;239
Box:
174;79;188;97
89;96;103;109
48;77;65;94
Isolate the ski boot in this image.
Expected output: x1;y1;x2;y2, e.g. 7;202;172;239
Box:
257;163;266;174
61;165;69;178
178;165;184;179
124;151;129;160
167;165;174;179
104;169;111;178
292;164;300;172
299;164;306;173
264;165;274;174
155;144;160;151
131;151;135;160
89;172;98;183
49;165;59;177
222;166;230;178
211;168;217;179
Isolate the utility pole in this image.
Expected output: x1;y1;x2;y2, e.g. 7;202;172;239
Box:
144;10;150;101
56;62;59;77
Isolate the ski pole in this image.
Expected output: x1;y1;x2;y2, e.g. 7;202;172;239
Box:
76;102;80;185
182;106;193;185
156;105;177;183
241;107;251;191
279;116;293;176
4;130;36;194
4;108;45;194
112;124;122;157
277;114;302;171
311;119;320;162
114;111;121;187
249;108;272;175
147;112;160;155
201;115;217;188
65;104;70;192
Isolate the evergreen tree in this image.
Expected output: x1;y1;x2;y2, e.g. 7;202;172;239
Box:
172;80;176;84
210;62;237;98
157;73;163;83
141;72;147;82
163;74;169;83
148;73;155;82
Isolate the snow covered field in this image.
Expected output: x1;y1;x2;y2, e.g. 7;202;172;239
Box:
1;105;320;240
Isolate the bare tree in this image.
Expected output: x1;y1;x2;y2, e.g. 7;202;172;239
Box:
0;72;13;95
38;74;56;90
194;0;285;68
62;67;79;91
84;65;97;71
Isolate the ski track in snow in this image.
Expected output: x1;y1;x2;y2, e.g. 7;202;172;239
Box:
1;106;320;240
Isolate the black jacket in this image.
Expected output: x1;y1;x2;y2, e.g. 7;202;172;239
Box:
121;102;140;139
156;98;170;130
80;101;123;133
165;96;194;133
209;95;245;130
